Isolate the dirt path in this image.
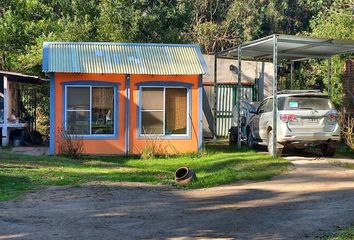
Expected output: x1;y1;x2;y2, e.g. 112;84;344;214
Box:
1;155;354;240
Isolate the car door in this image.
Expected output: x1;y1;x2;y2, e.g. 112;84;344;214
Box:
259;98;273;140
250;99;268;140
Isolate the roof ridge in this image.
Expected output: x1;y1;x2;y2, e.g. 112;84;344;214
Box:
43;42;200;48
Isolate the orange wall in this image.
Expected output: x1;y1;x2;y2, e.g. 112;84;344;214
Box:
53;73;200;155
54;73;126;154
130;75;199;154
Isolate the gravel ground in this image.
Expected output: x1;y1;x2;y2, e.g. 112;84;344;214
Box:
0;152;354;240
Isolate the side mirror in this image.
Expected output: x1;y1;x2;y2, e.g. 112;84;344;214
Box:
249;108;257;114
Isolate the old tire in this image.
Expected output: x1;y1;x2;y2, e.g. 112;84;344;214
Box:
175;167;196;185
267;130;282;157
321;144;336;157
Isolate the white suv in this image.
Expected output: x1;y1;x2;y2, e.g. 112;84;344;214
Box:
246;90;340;156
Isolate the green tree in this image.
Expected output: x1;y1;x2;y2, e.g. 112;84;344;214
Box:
98;0;192;43
306;0;354;105
188;0;333;54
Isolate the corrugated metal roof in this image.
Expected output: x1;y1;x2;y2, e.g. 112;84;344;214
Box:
217;34;354;61
42;42;208;75
0;71;48;85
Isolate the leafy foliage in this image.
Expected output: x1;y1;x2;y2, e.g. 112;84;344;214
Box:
301;0;354;105
0;0;352;130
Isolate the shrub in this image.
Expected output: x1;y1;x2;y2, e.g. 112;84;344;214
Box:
138;129;179;159
341;113;354;150
56;127;84;159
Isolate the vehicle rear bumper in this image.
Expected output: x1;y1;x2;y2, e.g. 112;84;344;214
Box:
278;132;340;146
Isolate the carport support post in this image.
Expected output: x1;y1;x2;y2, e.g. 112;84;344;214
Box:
259;62;265;101
237;46;242;149
290;61;294;89
272;35;278;158
328;57;332;98
213;54;218;140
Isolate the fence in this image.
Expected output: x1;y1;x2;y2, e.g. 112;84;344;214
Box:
215;83;257;138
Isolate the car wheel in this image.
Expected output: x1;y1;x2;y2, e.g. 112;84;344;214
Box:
320;143;336;157
247;130;255;149
267;130;282;157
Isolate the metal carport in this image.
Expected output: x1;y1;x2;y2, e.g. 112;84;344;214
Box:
216;34;354;157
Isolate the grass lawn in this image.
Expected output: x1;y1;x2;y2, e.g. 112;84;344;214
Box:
322;226;354;240
0;142;290;201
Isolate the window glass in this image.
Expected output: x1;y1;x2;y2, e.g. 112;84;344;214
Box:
165;88;187;134
141;88;163;110
264;99;273;112
141;111;163;134
140;87;188;136
263;97;286;111
258;100;268;113
91;87;114;134
67;87;90;110
67;111;90;134
283;96;335;110
66;85;115;136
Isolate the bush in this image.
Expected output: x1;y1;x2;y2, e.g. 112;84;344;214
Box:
340;112;354;150
56;127;84;159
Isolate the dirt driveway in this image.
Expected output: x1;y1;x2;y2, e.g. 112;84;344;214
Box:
1;153;354;240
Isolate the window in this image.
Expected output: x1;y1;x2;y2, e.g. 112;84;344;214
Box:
257;100;268;114
140;87;188;136
282;96;335;110
264;99;273;112
65;85;116;136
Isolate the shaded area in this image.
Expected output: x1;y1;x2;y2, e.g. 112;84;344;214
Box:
1;144;353;239
0;175;33;201
0;157;354;240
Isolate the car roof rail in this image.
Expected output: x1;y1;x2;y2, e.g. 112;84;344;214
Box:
278;89;322;94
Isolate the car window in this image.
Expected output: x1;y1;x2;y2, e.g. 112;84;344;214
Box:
257;97;286;112
264;99;273;112
257;100;268;114
282;96;335;110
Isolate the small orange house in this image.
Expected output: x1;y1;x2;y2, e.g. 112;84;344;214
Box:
43;42;207;155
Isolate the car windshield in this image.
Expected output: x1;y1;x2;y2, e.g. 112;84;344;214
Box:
279;96;335;110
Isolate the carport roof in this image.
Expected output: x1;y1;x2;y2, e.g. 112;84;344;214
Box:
216;34;354;61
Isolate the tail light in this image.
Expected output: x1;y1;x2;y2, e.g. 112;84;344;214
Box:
326;113;337;123
280;114;297;123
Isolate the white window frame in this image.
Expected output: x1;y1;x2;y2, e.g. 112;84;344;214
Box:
139;86;190;138
64;85;116;137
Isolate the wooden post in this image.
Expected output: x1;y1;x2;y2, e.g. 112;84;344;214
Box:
2;75;9;146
